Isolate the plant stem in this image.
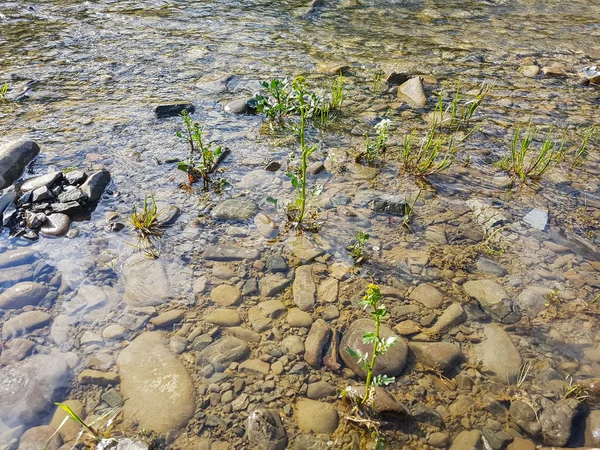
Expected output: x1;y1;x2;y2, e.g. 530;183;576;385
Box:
297;91;307;224
362;315;380;405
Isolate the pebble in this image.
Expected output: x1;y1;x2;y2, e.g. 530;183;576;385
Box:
293;266;316;311
287;308;314;327
2;310;52;339
409;282;444;309
149;309;185;327
304;319;331;368
204;309;242;327
295;399;339;434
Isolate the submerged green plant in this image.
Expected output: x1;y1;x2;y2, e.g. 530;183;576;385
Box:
358;119;390;165
348;231;370;263
572;126;597;168
402;189;422;231
372;70;385;95
495;123;567;182
345;284;397;405
127;196;164;258
177;110;224;191
400;127;458;178
433;82;489;131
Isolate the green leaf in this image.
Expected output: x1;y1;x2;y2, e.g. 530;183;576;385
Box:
286;172;299;189
373;374;395;386
345;347;361;360
266;196;278;207
177;162;190;172
175;131;183;138
362;332;376;344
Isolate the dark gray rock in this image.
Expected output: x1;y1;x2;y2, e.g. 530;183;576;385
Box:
0;187;17;216
31;186;53;203
0;139;41;189
481;428;513;450
224;97;257;115
50;201;82;214
21;171;62;192
370;195;406;216
0;354;72;427
203;245;261;261
412;404;444;428
25;210;46;228
154;103;195;118
538;397;581;447
197;336;250;371
64;170;87;185
40;213;71;237
387;72;409;86
57;187;87;203
242;278;259;296
247;408;287;450
267;255;288;273
474;256;507;277
340;318;408;379
80;169;111;202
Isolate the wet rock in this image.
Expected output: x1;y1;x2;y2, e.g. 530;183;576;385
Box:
538;397;581;447
464;279;521;324
467;198;510;234
118;332;195;433
0;248;36;269
115;439;149;450
449;430;482;450
398;77;428;108
61;284;111;320
282;335;305;355
541;65;567;77
0;139;41;190
370;195;406;216
258;300;286;318
153;103;195;118
149;309;185;327
78;369;120;386
0;187;17;216
197;336;250;371
2;310;52;339
239;359;270;375
345;385;409;415
80;169;110;202
21;171;62;192
242;278;258;296
285;236;325;263
211;284;242;307
205;309;242;327
430;302;466;333
224;97;256;115
57;187;86;203
395;319;420;335
64;170;87;185
387;72;409;86
515;286;553;316
340;318;408;378
0;281;48;310
293;266;316;311
304;319;331;368
266;255;288;273
32;185;53;202
307;381;337;399
475;324;522;384
584;410;600;446
25;210;46;228
50;201;82;214
506;438;535;450
520;65;540;78
211;199;258;221
509;400;541;437
123;256;170;306
203;245;261;261
482;428;513;450
408;342;463;373
247;408;288;450
429;432;450;448
225;326;261;344
18;425;63;450
255;213;279;238
410;283;443;309
291;435;330;450
287;308;313;327
40;213;72;237
49;399;85;443
295;399;338;434
259;274;291;297
102;324;128;341
523;208;548;230
475;256;507;277
0;354;72;427
317;278;338;303
0;264;34;289
0;338;35;364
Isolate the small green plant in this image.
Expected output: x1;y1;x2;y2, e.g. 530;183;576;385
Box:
572;126;597;168
402;189;421;231
400;127;458;178
62;166;78;174
177;110;224;191
254;78;295;123
345;285;397;405
127;196;164;258
357;119;390;165
348;231;370;263
563;376;592;401
433;82;489;131
372;70;385;95
495;123;567;182
0;82;8;102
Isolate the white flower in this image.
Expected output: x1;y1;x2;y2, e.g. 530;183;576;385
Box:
375;119;391;131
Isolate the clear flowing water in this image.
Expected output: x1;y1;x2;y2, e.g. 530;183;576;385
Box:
1;0;599;448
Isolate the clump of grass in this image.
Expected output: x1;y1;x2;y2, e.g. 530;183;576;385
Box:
357;119;390;166
572;126;597;168
563;375;592;401
495;122;567;182
127;196;164;258
400;127;458;178
401;189;421;231
433;82;489;131
177;110;225;191
372;70;385;95
348;231;370;264
0;82;8;102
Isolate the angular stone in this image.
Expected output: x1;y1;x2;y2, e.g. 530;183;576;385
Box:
224;326;261;344
395;320;420;336
340;318;407;379
3;311;52;339
0;139;41;190
464;280;521;324
32;186;53;202
20;171;62;193
516;286;554;317
258;300;286;319
204;309;242;327
266;255;288;273
211;199;258;221
408;342;463;373
78;369;120;386
239;359;270;375
410;283;443;309
259;274;291;297
430;302;466;333
398;77;428;108
0;282;48;310
295;399;338;434
50;201;82;214
197;336;250;371
304;319;331;368
210;284;242;307
57;187;87;203
123;256;170;306
317;278;338;303
40;213;71;237
224;97;256;115
254;213;279;238
0;338;35;364
118;332;195;433
247;409;287;450
293;266;316;311
153;103;195;118
370;195;406;216
80;169;110;202
203;245;261;261
25;210;46;228
538;397;580;447
64;170;87;185
475;324;522;384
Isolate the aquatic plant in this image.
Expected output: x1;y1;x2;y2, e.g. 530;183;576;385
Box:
348;231;370;263
563;375;592;401
343;284;396;450
401;189;421;231
495;123;567;182
0;82;8;102
372;70;385;95
177;110;224;191
127;196;164;258
400;127;458;178
357;119;390;165
572;126;597;168
433;82;489;131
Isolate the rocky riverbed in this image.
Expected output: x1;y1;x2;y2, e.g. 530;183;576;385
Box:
1;0;600;449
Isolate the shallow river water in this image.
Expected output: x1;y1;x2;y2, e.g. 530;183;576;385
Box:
1;0;600;449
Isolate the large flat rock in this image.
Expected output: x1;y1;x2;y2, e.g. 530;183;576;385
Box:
117;332;195;434
123;256;170;306
475;324;522;384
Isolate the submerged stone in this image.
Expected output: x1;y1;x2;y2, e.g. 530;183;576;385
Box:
153;102;195;118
